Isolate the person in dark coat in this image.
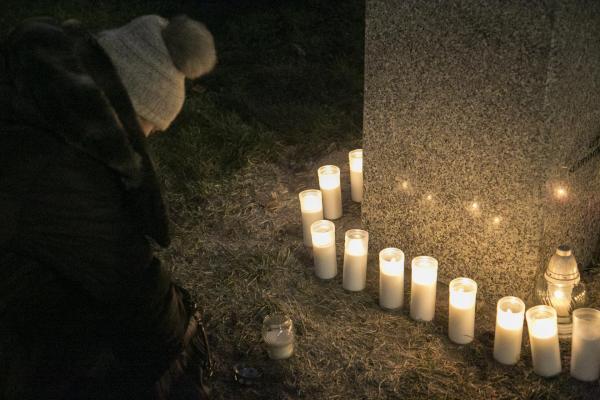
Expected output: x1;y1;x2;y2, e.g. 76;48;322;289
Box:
0;14;216;399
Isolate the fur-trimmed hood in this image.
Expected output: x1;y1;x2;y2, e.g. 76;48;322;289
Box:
0;17;170;246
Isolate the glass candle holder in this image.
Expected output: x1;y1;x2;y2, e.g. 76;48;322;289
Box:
342;229;369;291
493;296;525;365
348;149;363;203
448;277;477;344
310;220;337;280
570;308;600;381
317;165;342;219
379;248;405;310
526;305;561;377
262;313;294;360
299;189;323;247
531;245;587;339
410;256;438;322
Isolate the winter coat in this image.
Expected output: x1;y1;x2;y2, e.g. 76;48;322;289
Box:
0;18;188;399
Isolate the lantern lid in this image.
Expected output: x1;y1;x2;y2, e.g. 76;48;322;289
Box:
544;245;580;285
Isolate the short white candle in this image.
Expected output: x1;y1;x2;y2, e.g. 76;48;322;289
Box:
299;190;323;247
379;248;405;310
342;229;369;291
448;277;477;344
570;308;600;381
493;296;525;365
526;305;561;377
262;313;294;360
348;149;363;203
310;220;337;280
410;256;438;322
318;165;342;220
264;330;294;360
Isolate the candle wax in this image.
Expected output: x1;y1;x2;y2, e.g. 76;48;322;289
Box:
264;330;294;360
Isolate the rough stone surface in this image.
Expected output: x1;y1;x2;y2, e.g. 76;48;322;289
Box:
363;0;600;300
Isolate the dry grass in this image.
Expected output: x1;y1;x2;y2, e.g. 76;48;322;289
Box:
157;147;600;400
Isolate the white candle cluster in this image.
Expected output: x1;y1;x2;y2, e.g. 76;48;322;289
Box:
294;149;599;379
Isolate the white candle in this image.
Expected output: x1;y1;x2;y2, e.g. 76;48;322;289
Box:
410;256;438;322
493;296;525;365
318;165;342;220
526;305;561;377
379;248;404;310
448;277;477;344
570;308;600;381
310;220;337;280
299;189;323;247
264;330;294;360
342;229;369;291
348;149;363;203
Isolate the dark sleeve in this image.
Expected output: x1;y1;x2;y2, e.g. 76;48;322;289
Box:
6;132;153;304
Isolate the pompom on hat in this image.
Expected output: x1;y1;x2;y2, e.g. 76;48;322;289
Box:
98;15;216;131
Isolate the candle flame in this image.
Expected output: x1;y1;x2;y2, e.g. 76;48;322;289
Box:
347;238;366;256
554;186;567;200
302;195;322;212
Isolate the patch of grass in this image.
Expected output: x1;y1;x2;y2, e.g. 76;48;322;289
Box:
150;0;364;195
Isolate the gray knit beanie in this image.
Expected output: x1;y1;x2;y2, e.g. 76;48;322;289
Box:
98;15;216;131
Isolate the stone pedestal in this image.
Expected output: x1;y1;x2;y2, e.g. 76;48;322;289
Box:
363;0;600;299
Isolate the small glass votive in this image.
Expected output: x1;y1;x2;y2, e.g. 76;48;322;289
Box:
348;149;363;203
299;189;323;247
493;296;525;365
310;220;337;280
410;256;438;322
262;313;294;360
317;165;342;220
570;308;600;381
526;305;561;377
342;229;369;291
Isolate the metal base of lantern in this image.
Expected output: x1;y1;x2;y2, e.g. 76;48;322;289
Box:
557;322;572;340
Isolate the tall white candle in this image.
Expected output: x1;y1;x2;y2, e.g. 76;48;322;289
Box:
493;296;525;365
318;165;342;220
410;256;438;322
526;305;561;377
299;190;323;247
310;220;337;280
348;149;363;203
570;308;600;381
342;229;369;291
448;277;477;344
379;248;404;310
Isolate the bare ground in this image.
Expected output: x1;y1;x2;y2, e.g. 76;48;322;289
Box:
158;145;600;400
